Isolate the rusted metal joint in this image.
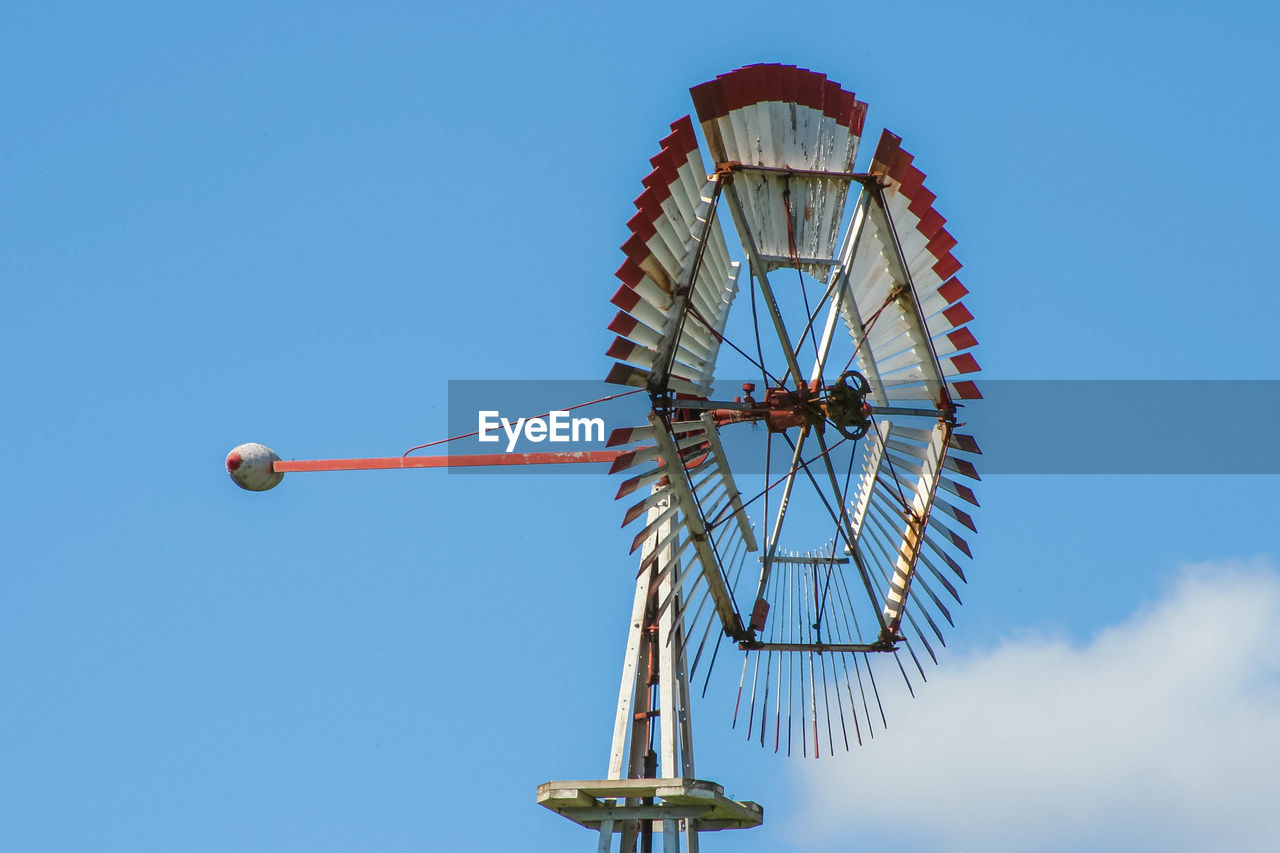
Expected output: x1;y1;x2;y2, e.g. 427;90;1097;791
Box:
713;161;740;182
872;629;900;649
708;375;873;439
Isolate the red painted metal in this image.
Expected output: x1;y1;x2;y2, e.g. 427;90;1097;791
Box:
691;64;867;134
937;277;968;305
708;380;872;435
749;598;770;633
950;353;981;374
274;450;623;473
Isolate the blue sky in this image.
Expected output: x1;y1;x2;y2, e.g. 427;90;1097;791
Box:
4;2;1280;851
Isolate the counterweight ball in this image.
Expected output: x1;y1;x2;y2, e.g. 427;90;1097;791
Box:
226;443;284;491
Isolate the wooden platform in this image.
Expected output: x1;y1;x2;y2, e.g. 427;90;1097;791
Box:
536;778;763;832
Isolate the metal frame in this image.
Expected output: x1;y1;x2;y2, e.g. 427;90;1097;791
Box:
865;183;952;410
647;179;726;395
647;413;748;642
544;492;761;853
229;63;982;853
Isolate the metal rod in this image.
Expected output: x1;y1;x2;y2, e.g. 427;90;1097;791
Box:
648;177;725;394
651;399;942;420
647;414;747;641
751;426;810;622
698;413;757;551
811;190;872;387
867;185;951;409
737;640;896;653
868;406;945;418
718;163;880;183
755;253;839;267
809;428;892;637
273;450;623;473
720;181;805;387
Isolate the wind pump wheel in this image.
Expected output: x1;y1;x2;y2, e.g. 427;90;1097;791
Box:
541;63;981;849
226;63;981;853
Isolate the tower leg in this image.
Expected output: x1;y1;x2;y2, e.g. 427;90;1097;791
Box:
537;496;762;847
599;506;696;852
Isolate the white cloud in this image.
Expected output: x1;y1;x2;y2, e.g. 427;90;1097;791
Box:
792;559;1280;853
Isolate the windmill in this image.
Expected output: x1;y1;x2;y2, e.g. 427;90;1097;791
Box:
228;64;981;853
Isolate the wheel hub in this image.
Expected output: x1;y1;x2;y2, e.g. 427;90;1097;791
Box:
710;371;872;440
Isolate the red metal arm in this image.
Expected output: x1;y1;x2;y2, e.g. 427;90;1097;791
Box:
273;450;623;473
